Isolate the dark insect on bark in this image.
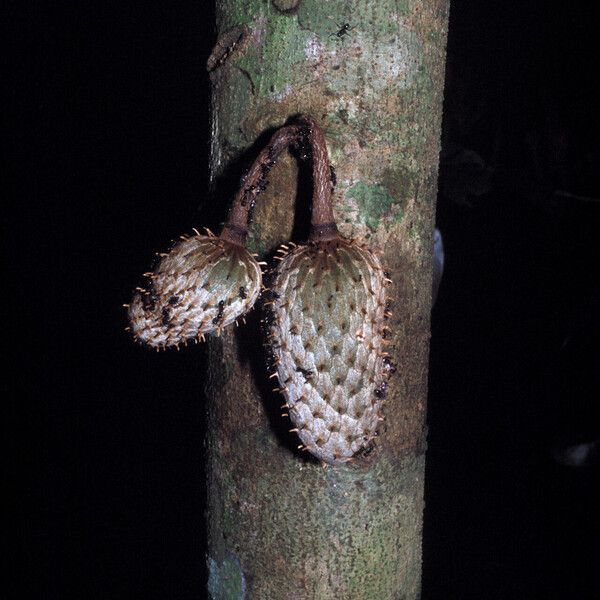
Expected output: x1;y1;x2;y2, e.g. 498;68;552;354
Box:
334;23;354;39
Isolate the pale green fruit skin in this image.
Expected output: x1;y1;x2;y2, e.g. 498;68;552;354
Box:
129;234;261;348
268;239;389;464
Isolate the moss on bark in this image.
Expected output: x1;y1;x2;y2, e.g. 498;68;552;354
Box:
205;1;448;597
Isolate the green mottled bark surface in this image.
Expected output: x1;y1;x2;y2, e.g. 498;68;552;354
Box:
205;1;448;598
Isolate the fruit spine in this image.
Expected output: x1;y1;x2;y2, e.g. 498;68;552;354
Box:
127;124;302;349
267;117;393;464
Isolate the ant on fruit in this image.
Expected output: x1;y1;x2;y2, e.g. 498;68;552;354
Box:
212;300;225;325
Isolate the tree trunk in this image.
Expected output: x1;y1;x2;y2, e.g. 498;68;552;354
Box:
205;1;448;598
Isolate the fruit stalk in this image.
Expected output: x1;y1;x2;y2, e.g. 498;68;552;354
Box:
220;124;302;245
298;115;341;243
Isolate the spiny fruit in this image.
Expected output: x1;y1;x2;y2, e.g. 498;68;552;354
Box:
127;122;303;349
267;239;391;464
127;229;262;348
266;117;393;464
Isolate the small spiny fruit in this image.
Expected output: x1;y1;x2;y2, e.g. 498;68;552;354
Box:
126;122;304;349
128;230;261;348
267;117;393;464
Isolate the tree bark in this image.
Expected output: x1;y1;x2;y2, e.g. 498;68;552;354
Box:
205;1;448;598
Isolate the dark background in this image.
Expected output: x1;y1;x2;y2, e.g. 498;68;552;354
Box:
12;1;599;598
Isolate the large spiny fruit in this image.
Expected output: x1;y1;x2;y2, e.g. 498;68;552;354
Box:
267;116;392;464
268;240;391;464
126;122;303;349
128;230;262;349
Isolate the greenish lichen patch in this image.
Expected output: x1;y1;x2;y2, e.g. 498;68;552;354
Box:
346;182;400;230
216;1;314;97
297;0;348;40
212;67;253;152
235;14;313;97
208;555;246;600
272;0;301;14
217;0;260;31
